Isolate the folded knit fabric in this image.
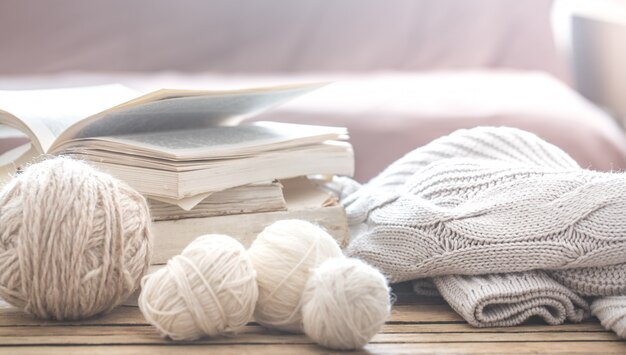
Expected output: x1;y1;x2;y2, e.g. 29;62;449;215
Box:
435;272;589;327
340;126;626;334
592;297;626;337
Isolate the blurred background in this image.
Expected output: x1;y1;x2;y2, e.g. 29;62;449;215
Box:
0;0;625;180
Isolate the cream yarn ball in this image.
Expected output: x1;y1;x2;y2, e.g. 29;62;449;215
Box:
302;258;391;350
139;234;258;340
248;219;343;332
0;157;152;320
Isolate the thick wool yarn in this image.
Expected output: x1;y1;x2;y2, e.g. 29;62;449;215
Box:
139;234;258;340
0;157;152;320
302;257;391;350
339;127;626;336
137;222;390;349
248;220;343;333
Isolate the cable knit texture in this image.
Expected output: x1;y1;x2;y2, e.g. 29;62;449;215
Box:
340;127;626;336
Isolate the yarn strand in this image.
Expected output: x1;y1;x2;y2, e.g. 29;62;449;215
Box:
0;157;152;320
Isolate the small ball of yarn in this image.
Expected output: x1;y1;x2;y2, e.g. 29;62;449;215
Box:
139;234;258;340
302;258;391;350
0;157;152;320
248;219;343;332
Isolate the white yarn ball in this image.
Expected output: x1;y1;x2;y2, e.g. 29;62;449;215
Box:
138;234;258;340
302;258;391;350
0;157;152;320
248;219;343;332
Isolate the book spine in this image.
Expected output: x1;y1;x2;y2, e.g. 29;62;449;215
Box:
151;205;349;265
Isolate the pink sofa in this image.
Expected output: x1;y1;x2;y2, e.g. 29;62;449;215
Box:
1;0;625;181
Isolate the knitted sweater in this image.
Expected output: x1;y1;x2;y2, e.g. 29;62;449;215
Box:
340;127;626;336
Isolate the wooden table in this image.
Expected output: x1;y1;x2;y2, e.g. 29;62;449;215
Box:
1;283;625;355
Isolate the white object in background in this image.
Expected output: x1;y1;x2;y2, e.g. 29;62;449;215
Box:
552;0;626;122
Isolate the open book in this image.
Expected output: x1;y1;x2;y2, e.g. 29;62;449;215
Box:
0;83;354;204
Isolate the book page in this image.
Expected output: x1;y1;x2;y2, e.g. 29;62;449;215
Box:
51;82;326;153
281;177;337;209
0;125;27;139
56;121;347;160
149;192;213;211
0;85;139;153
0;143;39;186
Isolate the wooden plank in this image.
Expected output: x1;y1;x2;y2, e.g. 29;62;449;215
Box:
1;286;624;355
0;303;463;327
0;323;619;346
0;326;309;346
0;321;609;337
0;329;619;346
375;332;620;342
365;342;626;355
0;344;331;355
3;342;626;355
382;322;608;333
0;306;146;327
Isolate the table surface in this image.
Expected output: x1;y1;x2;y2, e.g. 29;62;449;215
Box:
1;283;624;355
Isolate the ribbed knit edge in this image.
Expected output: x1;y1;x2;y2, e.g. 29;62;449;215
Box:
591;296;626;338
433;271;590;327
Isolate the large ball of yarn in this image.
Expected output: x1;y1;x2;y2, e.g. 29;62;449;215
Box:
248;219;343;332
139;234;258;340
0;157;152;320
302;258;391;350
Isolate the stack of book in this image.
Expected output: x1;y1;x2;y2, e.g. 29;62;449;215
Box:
0;83;354;266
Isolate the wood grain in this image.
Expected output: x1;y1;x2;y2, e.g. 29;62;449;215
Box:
0;283;623;354
3;342;626;355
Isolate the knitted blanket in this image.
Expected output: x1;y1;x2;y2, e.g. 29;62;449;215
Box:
339;127;626;337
